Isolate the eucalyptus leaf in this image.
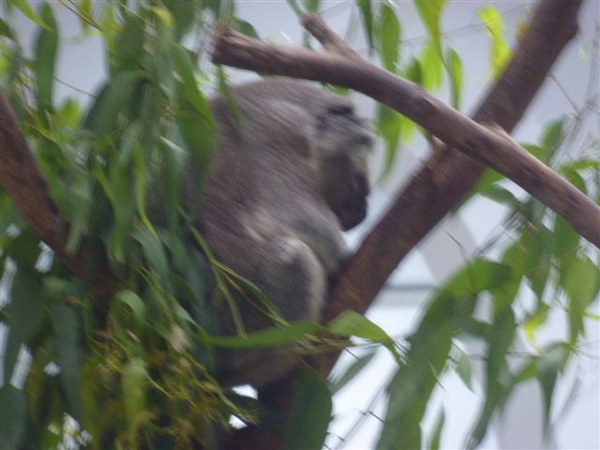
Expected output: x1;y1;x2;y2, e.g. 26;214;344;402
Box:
414;0;446;58
536;343;568;434
8;0;48;29
356;0;375;50
303;0;320;13
478;6;511;79
133;226;173;294
376;103;402;180
378;4;401;72
427;409;445;450
329;349;377;394
209;321;321;348
122;357;148;434
49;303;83;423
0;18;15;39
112;289;148;334
84;71;140;137
34;4;58;110
447;47;463;109
562;257;600;341
328;310;401;362
2;266;44;383
286;366;332;450
0;385;28;449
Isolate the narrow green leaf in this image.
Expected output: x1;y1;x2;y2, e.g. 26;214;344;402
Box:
150;5;174;29
24;363;60;447
205;0;235;19
377;320;451;450
584;310;600;320
561;166;587;194
553;214;580;266
356;0;375;50
4;231;42;268
328;310;388;343
56;98;83;128
452;345;473;391
0;385;28;448
133;140;154;235
285;0;302;16
0;18;14;39
65;169;92;252
420;40;443;91
75;0;93;32
468;308;516;449
133;226;172;294
210;321;322;349
303;0;320;13
164;0;200;40
562;257;600;342
158;136;185;232
428;409;445;450
49;303;83;422
172;45;216;199
447;47;463;109
413;0;446;58
328;310;400;362
524;303;549;347
540;119;565;161
478;6;511;79
329;349;377;394
2;266;44;382
112;290;148;334
481;184;520;208
84;71;139;137
376;284;470;449
34;4;59;110
536;343;568;434
444;259;512;297
110;10;145;74
522;226;553;300
9;0;48;29
378;4;401;72
122;357;148;434
488;308;516;379
376;103;402;181
232;18;260;39
286;366;332;450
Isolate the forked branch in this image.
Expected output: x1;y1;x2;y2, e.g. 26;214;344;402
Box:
212;1;588;376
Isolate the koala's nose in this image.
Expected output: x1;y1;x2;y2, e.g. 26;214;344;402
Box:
357;173;370;197
351;164;369;193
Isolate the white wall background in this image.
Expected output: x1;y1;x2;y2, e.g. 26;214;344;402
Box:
3;1;599;449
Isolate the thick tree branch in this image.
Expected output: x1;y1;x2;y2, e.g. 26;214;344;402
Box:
213;2;588;372
0;95;120;303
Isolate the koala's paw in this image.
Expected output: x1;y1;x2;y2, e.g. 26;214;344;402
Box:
260;236;327;322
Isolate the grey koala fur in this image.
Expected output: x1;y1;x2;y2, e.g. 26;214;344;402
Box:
183;78;372;388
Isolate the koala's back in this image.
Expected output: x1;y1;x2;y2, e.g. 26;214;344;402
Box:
195;80;337;272
177;79;371;386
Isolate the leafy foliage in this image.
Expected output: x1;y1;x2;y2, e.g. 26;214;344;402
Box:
0;1;598;449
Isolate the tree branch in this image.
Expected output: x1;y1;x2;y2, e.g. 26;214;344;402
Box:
212;2;588;377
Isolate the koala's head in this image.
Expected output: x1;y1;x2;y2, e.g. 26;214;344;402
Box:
311;92;373;231
231;79;373;230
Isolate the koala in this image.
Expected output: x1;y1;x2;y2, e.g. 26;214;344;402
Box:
183;78;372;388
